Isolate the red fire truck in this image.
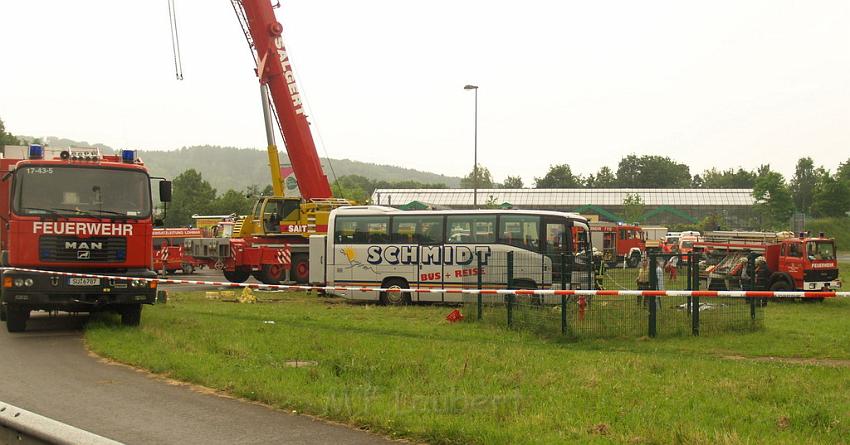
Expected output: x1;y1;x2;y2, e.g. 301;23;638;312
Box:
696;231;841;292
0;145;171;332
153;227;204;275
589;222;645;267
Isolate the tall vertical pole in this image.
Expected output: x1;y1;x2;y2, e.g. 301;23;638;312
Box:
464;84;479;209
473;88;478;209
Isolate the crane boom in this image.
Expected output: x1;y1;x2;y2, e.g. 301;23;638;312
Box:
237;0;332;200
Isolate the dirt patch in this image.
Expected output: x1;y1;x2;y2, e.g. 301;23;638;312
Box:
723;355;850;367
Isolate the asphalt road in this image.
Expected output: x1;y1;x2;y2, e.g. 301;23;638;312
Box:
0;314;396;444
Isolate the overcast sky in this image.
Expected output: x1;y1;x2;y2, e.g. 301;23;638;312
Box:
1;0;848;185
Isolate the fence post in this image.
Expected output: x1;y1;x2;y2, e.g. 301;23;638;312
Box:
648;252;658;338
691;252;700;336
560;253;567;290
560;253;568;335
561;295;567;335
506;294;514;327
750;296;757;321
686;253;693;314
477;252;483;321
507;251;514;327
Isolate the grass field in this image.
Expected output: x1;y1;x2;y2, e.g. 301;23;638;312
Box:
85;268;850;445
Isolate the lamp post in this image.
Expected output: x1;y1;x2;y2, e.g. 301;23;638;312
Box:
464;84;479;208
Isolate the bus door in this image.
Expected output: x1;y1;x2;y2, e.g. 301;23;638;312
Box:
543;217;569;288
443;215;496;299
417;243;444;302
404;216;444;302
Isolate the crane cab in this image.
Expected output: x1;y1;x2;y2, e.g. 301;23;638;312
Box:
242;196;351;239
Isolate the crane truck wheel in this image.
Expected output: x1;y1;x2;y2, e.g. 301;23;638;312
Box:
223;268;251;283
259;264;285;285
290;254;309;284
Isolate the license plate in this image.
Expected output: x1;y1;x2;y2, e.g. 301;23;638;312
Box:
69;277;100;286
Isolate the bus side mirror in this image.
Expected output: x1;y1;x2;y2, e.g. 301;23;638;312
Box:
159;181;172;203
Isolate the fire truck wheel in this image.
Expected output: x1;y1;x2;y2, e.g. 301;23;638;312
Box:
181;263;195;275
5;304;29;333
291;254;309;284
627;252;641;268
223;268;251;283
380;278;410;306
769;280;791;292
259;264;285;285
120;304;142;326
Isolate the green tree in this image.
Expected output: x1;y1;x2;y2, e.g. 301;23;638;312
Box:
621;193;645;223
616;155;691;188
700;168;757;189
0;117;21;147
166;169;217;227
585;166;617;188
502;175;524;189
789;157;819;214
460;166;494;189
836;158;850;185
210;189;254;216
811;174;850;217
534;164;582;188
753;165;793;229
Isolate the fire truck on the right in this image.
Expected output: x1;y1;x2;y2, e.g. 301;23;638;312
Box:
695;231;841;293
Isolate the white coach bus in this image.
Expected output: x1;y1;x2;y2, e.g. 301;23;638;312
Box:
308;206;592;304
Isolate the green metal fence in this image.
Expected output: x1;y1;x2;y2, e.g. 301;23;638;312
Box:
463;251;765;339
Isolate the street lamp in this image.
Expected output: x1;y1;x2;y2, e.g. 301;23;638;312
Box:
464;84;478;209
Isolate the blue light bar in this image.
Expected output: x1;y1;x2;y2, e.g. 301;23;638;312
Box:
120;149;136;163
28;144;44;159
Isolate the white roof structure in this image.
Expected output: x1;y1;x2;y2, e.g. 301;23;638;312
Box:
371;188;756;208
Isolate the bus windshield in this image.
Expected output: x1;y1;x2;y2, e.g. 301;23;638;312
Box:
13;166;151;219
807;241;835;261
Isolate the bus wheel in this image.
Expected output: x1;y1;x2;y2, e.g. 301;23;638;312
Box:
627;252;641;268
223;268;250;283
381;278;410;306
6;304;29;333
259;264;285;285
290;254;309;284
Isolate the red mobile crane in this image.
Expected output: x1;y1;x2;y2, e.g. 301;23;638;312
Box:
187;1;349;285
237;0;332;200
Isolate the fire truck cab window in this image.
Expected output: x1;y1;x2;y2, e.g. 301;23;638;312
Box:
788;242;803;258
12;166;151;218
807;241;835;261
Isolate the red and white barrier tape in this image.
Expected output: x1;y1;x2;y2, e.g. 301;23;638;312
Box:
2;267;846;299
